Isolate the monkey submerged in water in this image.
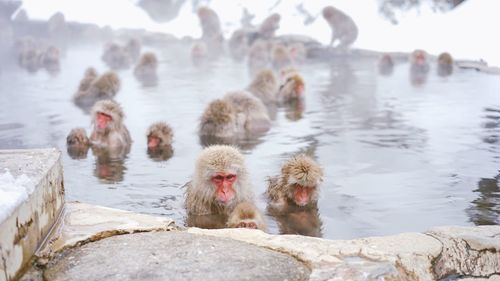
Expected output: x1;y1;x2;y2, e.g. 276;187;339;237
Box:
266;154;323;211
184;145;266;231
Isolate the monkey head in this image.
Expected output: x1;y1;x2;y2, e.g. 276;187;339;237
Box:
281;155;323;207
437;52;453;66
322;6;337;20
66;127;90;159
199;99;237;138
139;52;158;67
194;145;248;208
410;49;428;67
84;67;98;79
91;71;120;98
91;100;124;134
146;121;173;148
279;73;305;101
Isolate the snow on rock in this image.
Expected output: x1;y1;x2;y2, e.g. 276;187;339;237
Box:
0;169;34;223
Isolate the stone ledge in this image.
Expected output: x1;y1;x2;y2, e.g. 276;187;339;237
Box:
0;148;64;281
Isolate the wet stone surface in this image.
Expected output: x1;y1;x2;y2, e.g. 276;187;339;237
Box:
43;231;311;281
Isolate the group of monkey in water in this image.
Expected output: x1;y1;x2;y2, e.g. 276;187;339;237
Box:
14;4;455;234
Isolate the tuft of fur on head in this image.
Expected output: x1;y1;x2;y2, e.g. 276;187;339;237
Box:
91;99;125;128
223;90;271;132
66;127;89;146
437;52;453;66
139;52;158;67
282;154;323;188
147;122;173;145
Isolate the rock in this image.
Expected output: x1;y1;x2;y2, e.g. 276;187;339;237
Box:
43;231;310;281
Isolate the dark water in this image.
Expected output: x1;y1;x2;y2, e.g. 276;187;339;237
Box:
0;44;498;239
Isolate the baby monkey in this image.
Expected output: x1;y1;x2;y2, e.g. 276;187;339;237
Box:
266;154;323;211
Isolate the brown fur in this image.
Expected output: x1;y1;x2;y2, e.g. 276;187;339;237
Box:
259;13;281;39
197;7;222;39
266;154;323;210
87;71;121;99
271;44;292;70
247;40;270;70
409;49;430;73
437;52;453;76
322;6;358;49
124;38;142;62
184;145;255;215
147;121;173;146
102;42;132;69
378;54;394;75
278;72;305;101
89;100;132;150
199;99;238;138
134;52;158;79
78;67;98;92
227;201;267;231
247;69;279;102
66;127;90;159
223;91;271;134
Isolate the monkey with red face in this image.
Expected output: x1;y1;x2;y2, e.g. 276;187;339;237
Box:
266;154;323;211
278;71;305;102
90;100;132;155
185;145;266;231
146;121;173;161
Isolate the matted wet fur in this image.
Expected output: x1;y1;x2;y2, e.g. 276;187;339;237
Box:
90;99;132;149
227;201;267;231
199;99;238;139
247;69;279;102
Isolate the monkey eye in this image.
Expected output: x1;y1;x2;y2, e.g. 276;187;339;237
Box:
213;175;224;181
226;174;236;180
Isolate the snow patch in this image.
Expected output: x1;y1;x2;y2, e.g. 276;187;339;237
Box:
0;169;34;223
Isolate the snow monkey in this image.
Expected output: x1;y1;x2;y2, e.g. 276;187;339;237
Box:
322;6;358;49
146;121;174;161
89;100;132;150
266;154;323;211
185;145;265;230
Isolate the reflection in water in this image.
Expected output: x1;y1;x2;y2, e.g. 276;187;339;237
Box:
147;145;174;162
410;65;429;87
284;99;305;121
437;64;453;77
268;204;323;237
67;143;89;159
91;146;129;183
468;107;500;225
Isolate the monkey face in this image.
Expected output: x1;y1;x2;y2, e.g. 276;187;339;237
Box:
292;184;315;206
147;135;161;148
96;112;113;130
211;172;237;204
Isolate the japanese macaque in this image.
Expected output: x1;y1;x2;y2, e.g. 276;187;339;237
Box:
78;67;98;92
227;202;267;231
40;45;60;72
247;69;279;103
247;40;270;71
223;91;271;134
124;38;142;62
199;99;238;140
87;71;121;99
146;121;174;161
101;43;132;69
134;52;158;86
378;54;394;76
89;100;132;152
271;44;292;70
258;13;281;39
197;6;224;52
228;29;249;61
288;42;307;64
278;72;305;102
266;155;323;211
18;48;42;72
191;41;208;64
47;12;68;42
437;52;453;76
185;145;263;230
409;49;429;86
322;6;358;49
66;127;90;159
